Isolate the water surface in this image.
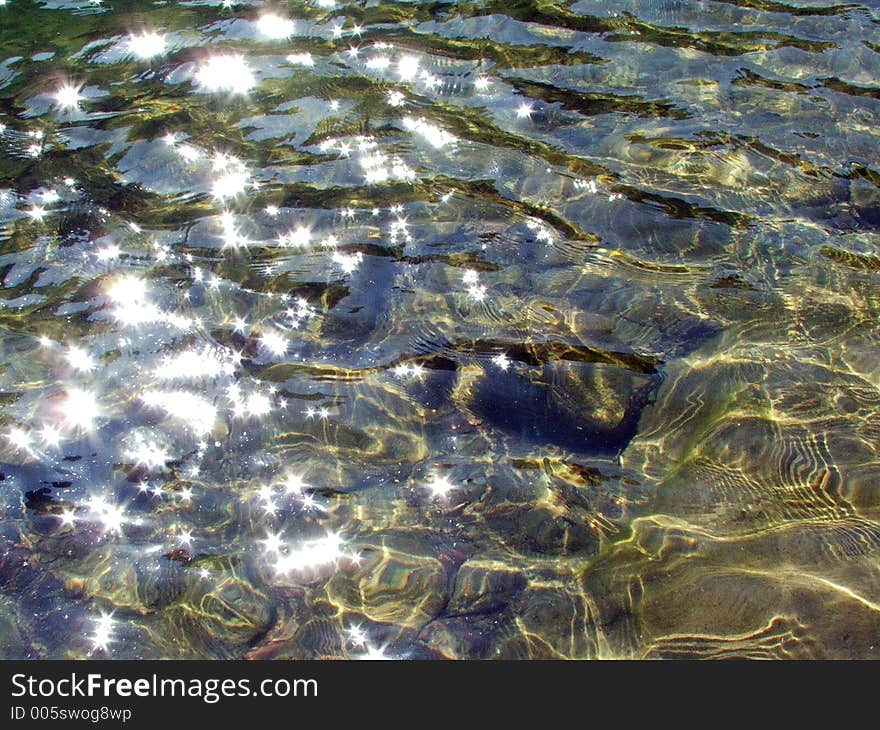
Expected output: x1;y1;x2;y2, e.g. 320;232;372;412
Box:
1;0;879;659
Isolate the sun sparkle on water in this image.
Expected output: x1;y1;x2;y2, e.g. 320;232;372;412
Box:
256;13;295;39
3;0;870;664
127;31;166;60
54;83;83;110
60;388;100;431
195;55;255;94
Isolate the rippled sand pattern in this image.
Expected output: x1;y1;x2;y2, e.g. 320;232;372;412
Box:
0;0;879;659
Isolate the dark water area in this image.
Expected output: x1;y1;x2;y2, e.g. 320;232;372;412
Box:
0;0;879;659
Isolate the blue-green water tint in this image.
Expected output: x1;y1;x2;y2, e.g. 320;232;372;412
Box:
0;0;879;659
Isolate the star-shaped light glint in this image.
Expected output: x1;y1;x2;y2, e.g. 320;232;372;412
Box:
281;473;309;496
89;612;116;653
58;508;77;527
54;83;83;111
65;345;96;373
358;643;393;660
260;530;285;554
7;426;33;452
346;624;369;648
424;473;457;500
258;330;288;358
491;353;511;371
61;388;100;431
516;102;534;119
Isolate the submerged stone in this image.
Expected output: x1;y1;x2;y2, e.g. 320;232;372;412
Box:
446;562;527;616
467;361;658;455
479;503;601;557
325;547;447;630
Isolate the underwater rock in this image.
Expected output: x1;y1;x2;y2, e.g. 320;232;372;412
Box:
286;617;345;659
325;547;447;630
135;557;189;609
849;176;880;228
0;600;28;659
318;258;396;345
183;576;273;653
446;562;527;616
419;613;510;659
581;515;880;658
498;584;600;659
186;283;206;306
467;361;658;455
479;503;600;557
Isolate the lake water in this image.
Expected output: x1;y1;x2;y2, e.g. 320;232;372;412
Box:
1;0;879;659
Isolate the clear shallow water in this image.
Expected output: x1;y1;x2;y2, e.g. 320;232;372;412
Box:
0;0;879;659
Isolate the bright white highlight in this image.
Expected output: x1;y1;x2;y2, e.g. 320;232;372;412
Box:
65;345;96;373
273;532;346;575
425;473;456;499
286;53;314;67
127;31;166;60
61;388;100;430
258;330;287;357
256;14;295;39
141;389;218;434
154;346;235;381
196;55;255;94
54;84;83;110
402;116;456;148
332;251;363;275
491;352;511;371
89;612;117;652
